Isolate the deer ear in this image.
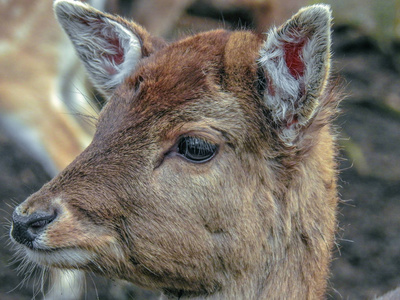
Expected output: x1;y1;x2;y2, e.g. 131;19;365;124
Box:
54;0;147;97
258;5;332;141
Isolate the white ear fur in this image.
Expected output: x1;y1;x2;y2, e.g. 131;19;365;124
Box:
54;0;142;97
259;4;332;140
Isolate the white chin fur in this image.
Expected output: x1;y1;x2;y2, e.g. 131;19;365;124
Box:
25;247;95;268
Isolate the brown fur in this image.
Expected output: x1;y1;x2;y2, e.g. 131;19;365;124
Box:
11;3;342;299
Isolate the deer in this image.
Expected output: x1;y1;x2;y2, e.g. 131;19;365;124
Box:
10;0;341;299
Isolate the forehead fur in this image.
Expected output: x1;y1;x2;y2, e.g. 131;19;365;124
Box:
98;30;265;143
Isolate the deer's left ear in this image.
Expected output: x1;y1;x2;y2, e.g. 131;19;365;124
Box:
259;5;332;141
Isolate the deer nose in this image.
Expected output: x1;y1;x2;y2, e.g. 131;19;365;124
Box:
11;210;57;248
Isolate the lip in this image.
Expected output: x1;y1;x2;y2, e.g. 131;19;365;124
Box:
24;246;95;268
24;244;60;252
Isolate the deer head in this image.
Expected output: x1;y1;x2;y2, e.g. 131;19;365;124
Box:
11;1;339;298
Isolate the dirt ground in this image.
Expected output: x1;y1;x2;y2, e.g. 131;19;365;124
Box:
1;9;400;300
328;25;400;299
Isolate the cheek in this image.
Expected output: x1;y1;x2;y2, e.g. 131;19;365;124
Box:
133;159;222;255
126;178;218;283
151;154;248;233
133;155;266;282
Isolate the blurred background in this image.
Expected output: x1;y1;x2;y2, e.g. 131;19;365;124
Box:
0;0;399;299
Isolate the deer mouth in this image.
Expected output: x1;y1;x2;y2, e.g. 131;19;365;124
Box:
10;210;94;268
13;234;126;271
10;199;127;270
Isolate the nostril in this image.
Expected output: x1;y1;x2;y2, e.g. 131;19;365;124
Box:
11;210;57;247
27;213;57;232
30;219;50;229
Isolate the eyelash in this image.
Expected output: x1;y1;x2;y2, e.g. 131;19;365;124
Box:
176;136;218;163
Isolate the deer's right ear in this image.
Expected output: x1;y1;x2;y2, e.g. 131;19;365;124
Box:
54;0;161;97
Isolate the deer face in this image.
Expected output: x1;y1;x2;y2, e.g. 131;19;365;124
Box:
11;0;335;297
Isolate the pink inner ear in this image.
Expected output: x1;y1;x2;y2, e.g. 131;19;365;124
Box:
283;39;306;79
105;37;125;66
101;37;125;76
89;18;126;76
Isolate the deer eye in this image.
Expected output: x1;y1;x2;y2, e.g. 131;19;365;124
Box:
177;136;218;163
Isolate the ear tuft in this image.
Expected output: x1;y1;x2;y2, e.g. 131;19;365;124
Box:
54;0;143;97
259;4;332;142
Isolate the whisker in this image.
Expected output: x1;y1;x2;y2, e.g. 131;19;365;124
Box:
73;83;105;112
88;272;100;300
69;86;101;119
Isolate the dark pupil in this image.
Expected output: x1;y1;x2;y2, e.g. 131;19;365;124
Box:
178;137;217;162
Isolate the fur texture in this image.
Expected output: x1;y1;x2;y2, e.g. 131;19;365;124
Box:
10;2;341;299
54;0;165;97
259;4;331;143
